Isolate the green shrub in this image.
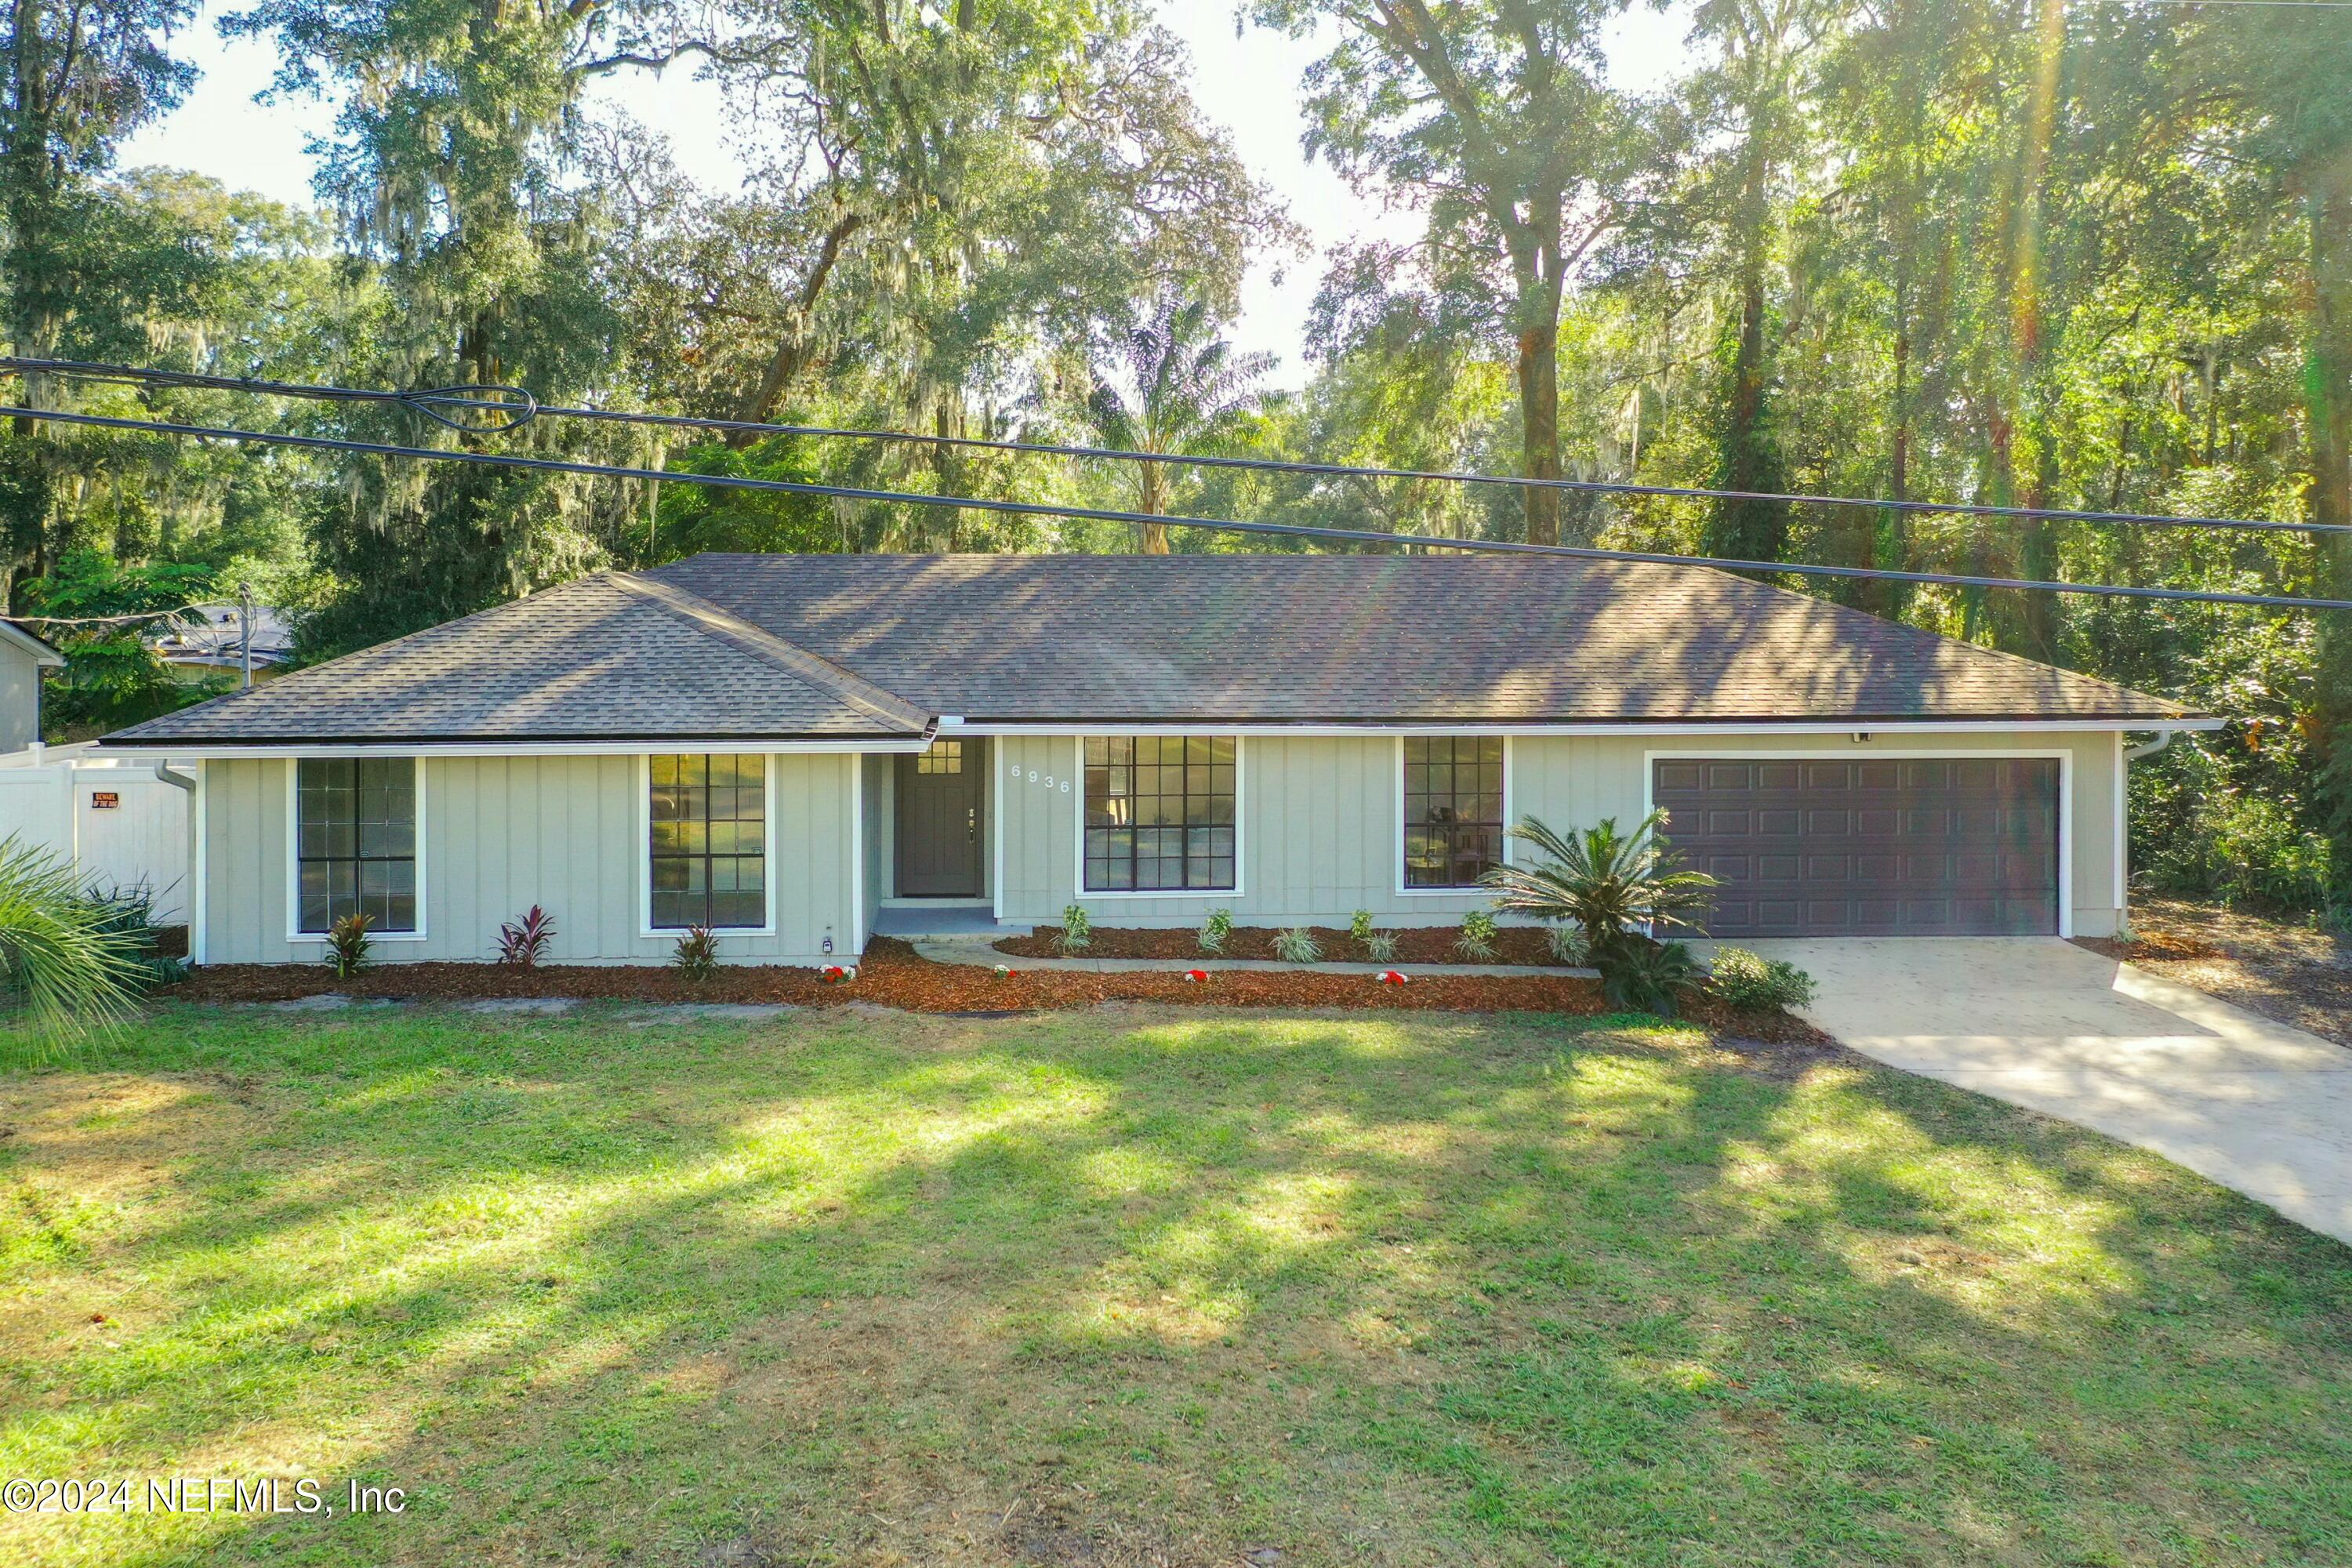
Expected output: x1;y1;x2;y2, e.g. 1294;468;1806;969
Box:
670;925;719;980
1455;908;1499;961
323;912;374;978
1056;904;1094;954
1544;924;1590;966
1197;908;1232;955
1595;938;1700;1017
2148;783;2335;914
82;877;187;987
1348;909;1376;946
1273;927;1322;963
0;835;144;1038
1707;947;1817;1011
1363;931;1399;964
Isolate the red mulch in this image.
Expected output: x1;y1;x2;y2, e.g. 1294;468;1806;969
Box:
159;936;1824;1043
996;923;1572;966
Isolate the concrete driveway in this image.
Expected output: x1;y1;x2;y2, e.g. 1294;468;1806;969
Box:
1722;938;2352;1247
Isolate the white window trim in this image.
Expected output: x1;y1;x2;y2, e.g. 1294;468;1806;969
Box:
284;757;430;943
1070;733;1246;900
1640;747;2075;939
637;752;780;938
1394;734;1514;897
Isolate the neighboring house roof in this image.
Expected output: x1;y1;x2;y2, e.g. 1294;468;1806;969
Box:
96;552;2197;747
0;619;67;668
148;601;296;670
100;571;932;745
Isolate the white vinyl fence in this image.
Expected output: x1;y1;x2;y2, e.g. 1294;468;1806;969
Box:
0;746;191;920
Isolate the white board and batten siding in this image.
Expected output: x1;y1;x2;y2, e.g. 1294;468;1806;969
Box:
198;753;861;965
993;728;2126;939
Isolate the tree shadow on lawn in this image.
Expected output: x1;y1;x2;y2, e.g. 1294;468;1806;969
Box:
3;1004;2348;1568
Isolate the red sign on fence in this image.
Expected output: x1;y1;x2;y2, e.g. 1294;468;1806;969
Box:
89;791;119;810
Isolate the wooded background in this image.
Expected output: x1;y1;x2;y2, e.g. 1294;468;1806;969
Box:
2;0;2346;920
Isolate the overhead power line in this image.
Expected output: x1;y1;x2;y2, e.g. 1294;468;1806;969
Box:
6;354;2346;539
6;402;2345;613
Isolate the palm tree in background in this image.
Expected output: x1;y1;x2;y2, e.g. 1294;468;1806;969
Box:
1087;293;1272;553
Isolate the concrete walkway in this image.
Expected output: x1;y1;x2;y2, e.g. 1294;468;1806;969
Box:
908;933;1592;978
1724;938;2352;1247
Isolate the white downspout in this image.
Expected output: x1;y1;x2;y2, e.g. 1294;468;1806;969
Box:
2124;729;2177;764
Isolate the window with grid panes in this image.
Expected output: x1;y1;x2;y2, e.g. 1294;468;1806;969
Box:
1403;736;1504;887
296;758;418;932
648;754;768;928
1082;736;1236;891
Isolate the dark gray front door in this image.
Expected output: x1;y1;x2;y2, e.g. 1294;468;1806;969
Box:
1653;757;2060;937
895;738;985;897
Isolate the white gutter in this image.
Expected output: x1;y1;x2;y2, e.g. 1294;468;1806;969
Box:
934;717;2225;738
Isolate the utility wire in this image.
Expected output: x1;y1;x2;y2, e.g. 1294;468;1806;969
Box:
7;354;2345;539
7;402;2345;612
8;604;207;628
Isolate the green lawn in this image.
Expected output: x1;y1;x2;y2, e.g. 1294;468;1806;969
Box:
2;1004;2347;1567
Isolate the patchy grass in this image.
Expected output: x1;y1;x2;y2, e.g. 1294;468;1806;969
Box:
1;1004;2347;1567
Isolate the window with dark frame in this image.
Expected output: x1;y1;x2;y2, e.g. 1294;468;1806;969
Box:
649;754;768;929
295;758;417;933
1403;736;1505;888
1083;735;1236;891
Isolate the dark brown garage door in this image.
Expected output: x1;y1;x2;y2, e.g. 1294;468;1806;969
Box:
1653;757;2060;937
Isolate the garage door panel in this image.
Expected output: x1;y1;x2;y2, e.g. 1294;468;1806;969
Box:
1653;756;2060;937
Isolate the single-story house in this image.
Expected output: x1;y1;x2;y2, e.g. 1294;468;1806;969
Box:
0;619;66;755
95;553;2216;967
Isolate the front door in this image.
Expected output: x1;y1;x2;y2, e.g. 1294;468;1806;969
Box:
895;738;985;897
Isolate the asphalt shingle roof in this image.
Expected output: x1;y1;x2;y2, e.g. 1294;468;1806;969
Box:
102;572;931;745
648;553;2192;724
102;552;2194;746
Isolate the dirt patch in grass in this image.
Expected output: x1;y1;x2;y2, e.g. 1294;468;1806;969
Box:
2074;896;2351;1047
158;936;1825;1043
996;923;1573;966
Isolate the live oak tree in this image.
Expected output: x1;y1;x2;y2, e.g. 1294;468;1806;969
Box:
0;0;196;604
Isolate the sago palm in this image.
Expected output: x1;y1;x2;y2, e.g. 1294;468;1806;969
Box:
1480;811;1720;957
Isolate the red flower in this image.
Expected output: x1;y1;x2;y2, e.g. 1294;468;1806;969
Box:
1183;969;1209;982
1376;970;1408;985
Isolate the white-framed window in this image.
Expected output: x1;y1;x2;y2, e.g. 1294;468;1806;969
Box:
645;753;773;930
1080;735;1240;893
288;757;426;939
1399;735;1508;891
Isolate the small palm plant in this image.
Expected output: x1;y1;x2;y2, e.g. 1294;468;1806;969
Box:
0;834;144;1039
1481;811;1719;963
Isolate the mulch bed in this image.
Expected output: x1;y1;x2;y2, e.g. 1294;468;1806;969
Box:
2074;896;2351;1048
996;923;1572;966
160;936;1825;1044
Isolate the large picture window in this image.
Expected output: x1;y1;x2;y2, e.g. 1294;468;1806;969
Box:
1083;736;1236;891
1403;736;1504;888
649;754;768;929
296;758;418;933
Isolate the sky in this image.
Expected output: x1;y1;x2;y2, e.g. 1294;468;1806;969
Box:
119;2;1700;389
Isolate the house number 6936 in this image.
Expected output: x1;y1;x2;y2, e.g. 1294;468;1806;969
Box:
1011;764;1069;792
